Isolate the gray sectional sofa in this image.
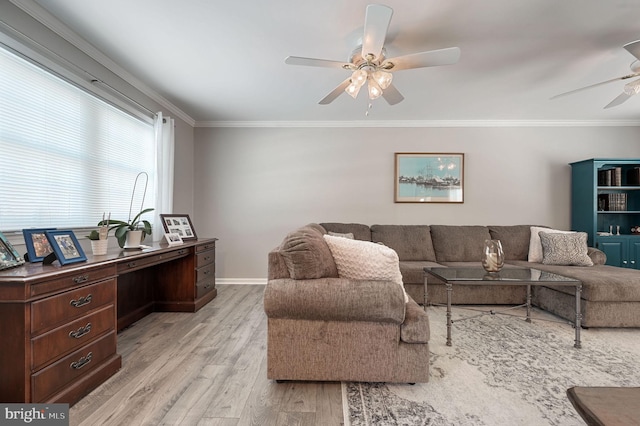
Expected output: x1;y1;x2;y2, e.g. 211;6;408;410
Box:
321;223;640;328
264;222;640;384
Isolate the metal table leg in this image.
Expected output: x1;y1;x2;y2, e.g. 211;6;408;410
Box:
446;282;452;346
575;283;582;349
526;284;532;323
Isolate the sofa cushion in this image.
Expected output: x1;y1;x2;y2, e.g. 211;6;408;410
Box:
328;231;354;239
489;225;539;261
279;225;338;279
528;226;574;263
540;232;593;266
323;234;408;303
320;223;372;241
587;247;607;265
371;225;437;261
399;260;443;285
430;225;492;262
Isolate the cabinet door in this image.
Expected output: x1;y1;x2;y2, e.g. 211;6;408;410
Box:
630;239;640;269
597;238;628;267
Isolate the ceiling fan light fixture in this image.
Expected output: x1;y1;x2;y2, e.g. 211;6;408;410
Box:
372;70;393;90
345;81;362;99
351;69;368;86
367;78;383;100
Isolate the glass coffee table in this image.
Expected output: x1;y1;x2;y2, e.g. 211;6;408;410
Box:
424;266;583;348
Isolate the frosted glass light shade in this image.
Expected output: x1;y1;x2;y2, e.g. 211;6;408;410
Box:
624;79;640;95
372;70;393;90
367;78;382;100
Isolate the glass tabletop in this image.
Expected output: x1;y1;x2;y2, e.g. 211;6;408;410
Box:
425;266;580;283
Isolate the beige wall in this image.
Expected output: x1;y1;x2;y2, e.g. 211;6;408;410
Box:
194;125;640;280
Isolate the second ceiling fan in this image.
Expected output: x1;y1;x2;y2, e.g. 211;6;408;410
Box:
285;4;461;105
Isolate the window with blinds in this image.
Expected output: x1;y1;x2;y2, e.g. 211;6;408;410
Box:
0;44;156;232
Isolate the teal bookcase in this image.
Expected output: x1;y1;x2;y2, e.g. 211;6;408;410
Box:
570;158;640;269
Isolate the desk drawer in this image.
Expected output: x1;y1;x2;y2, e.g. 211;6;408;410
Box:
196;264;215;283
30;265;116;298
196;279;215;298
31;331;116;403
117;248;190;274
31;305;115;370
196;250;215;268
31;279;116;335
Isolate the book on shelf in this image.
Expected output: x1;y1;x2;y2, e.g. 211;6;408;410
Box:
628;167;640;186
614;167;622;186
598;169;613;186
598;193;627;211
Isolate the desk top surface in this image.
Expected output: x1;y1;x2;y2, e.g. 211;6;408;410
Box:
0;237;217;282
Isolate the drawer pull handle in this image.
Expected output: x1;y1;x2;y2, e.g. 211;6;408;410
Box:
70;294;92;308
178;249;186;255
203;270;210;275
70;352;92;370
204;283;211;289
127;262;137;268
204;256;211;262
69;323;92;339
73;275;89;284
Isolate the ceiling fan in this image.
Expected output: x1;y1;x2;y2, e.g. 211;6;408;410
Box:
284;4;461;106
551;40;640;109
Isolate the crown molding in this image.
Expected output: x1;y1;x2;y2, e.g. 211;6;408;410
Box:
195;119;640;128
9;0;196;126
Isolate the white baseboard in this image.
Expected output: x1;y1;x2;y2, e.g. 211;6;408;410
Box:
216;278;267;285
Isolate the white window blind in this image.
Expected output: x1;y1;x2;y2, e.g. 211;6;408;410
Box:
0;45;156;232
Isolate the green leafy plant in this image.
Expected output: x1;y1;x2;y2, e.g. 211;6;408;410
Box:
86;230;101;240
99;208;154;248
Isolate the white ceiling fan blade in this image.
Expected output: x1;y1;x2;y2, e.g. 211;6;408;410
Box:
383;47;461;72
550;74;640;100
361;4;393;61
604;92;633;109
285;56;351;69
624;40;640;61
382;83;404;105
319;78;351;105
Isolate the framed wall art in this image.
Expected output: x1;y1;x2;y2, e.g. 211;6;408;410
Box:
394;153;464;203
22;228;56;262
0;231;25;271
45;230;87;265
160;214;197;240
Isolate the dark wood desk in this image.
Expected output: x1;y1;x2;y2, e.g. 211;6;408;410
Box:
0;238;217;405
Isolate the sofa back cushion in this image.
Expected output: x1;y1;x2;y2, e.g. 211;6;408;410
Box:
320;223;371;241
488;225;539;261
430;225;492;262
371;225;437;261
279;224;339;279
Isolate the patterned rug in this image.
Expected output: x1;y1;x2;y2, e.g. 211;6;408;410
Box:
343;306;640;426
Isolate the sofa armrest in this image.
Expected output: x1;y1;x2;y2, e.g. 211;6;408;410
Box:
587;247;607;265
264;278;405;324
400;298;430;343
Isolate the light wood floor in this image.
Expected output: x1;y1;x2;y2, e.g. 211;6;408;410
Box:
69;285;345;426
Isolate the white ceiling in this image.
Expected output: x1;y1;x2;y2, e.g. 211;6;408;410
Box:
18;0;640;124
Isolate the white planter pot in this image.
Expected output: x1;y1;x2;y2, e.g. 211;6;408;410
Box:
90;239;108;256
125;230;144;248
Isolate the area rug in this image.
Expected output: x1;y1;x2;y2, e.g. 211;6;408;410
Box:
343;306;640;426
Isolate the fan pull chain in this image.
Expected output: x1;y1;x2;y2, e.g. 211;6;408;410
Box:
365;103;373;116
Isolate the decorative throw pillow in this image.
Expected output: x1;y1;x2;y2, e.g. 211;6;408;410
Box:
539;232;593;266
323;234;408;303
280;226;338;279
528;226;574;263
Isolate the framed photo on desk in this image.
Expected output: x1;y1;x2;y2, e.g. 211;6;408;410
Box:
0;231;25;271
160;214;197;241
45;230;87;265
23;228;56;262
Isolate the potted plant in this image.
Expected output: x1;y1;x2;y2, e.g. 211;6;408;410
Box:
85;229;109;255
99;208;154;248
98;172;154;249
